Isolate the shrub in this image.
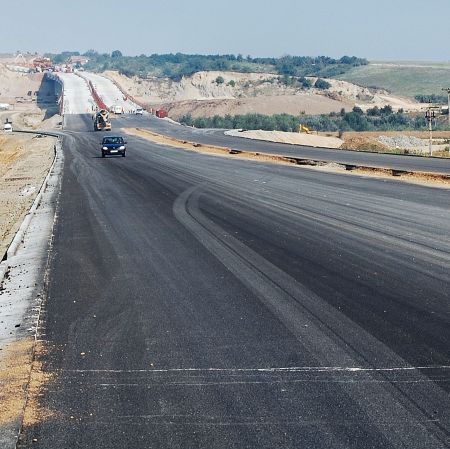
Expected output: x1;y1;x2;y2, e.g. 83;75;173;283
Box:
414;94;447;104
300;77;312;89
367;106;380;116
314;78;331;90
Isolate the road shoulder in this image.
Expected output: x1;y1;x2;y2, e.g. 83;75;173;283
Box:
0;137;63;448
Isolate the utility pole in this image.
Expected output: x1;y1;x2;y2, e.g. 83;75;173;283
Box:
425;104;440;156
442;88;450;125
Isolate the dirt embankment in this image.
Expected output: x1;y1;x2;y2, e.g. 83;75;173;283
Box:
0;63;43;104
0;60;61;257
0;133;55;256
337;131;450;156
225;129;343;148
105;70;422;119
0;60;62;131
160;95;349;118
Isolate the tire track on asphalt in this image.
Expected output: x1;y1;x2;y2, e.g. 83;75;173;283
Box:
174;184;450;448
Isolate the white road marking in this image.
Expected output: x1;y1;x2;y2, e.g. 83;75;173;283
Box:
62;365;450;374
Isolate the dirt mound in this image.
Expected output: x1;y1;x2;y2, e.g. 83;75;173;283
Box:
165;94;351;118
225;129;343;148
340;132;450;156
340;137;390;152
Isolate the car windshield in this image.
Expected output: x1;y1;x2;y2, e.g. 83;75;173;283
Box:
103;137;123;144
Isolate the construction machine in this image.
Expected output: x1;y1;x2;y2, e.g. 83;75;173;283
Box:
94;109;111;131
298;124;312;134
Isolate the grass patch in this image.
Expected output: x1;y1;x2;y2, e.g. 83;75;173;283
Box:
337;62;450;98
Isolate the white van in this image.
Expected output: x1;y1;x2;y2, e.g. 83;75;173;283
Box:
3;123;12;133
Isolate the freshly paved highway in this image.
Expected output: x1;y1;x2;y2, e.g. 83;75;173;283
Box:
82;72;140;112
57;73;95;114
18;115;449;448
115;114;450;176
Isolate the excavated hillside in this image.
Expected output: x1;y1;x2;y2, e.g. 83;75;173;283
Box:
105;70;423;119
0;62;43;104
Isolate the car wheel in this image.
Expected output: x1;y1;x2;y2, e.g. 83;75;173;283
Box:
102;152;105;158
122;151;126;157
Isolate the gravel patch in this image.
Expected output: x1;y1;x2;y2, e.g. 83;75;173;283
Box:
377;135;428;149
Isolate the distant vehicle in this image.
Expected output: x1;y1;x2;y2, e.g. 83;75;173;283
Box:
0;103;10;110
135;108;144;115
156;109;168;118
3;118;12;132
112;105;123;114
101;136;126;158
94;109;111;131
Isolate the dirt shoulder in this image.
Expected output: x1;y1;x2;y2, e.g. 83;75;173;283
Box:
0;133;56;257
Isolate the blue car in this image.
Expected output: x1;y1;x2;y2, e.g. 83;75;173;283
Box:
101;136;127;158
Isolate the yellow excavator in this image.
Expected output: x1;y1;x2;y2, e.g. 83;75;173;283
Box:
298;124;312;134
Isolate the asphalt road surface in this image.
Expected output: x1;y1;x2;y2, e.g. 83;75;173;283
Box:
114;114;450;175
18;115;450;448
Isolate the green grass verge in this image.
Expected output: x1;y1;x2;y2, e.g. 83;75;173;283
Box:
337;61;450;98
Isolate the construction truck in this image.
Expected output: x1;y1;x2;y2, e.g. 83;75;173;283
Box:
93;109;111;131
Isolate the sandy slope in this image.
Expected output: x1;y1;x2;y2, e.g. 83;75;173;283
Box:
164;94;351;118
105;70;423;118
225;129;343;148
0;62;43;104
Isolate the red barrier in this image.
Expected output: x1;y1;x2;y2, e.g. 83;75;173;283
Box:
88;80;108;110
75;72;108;110
109;77;167;118
156;109;168;118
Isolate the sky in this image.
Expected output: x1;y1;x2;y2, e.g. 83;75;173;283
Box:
1;0;449;60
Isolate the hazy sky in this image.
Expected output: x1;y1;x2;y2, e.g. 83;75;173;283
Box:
1;0;449;60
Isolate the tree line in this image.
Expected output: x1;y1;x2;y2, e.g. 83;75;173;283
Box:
179;107;448;132
45;51;367;80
